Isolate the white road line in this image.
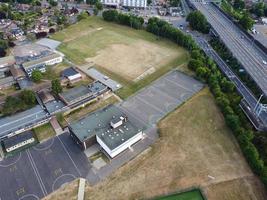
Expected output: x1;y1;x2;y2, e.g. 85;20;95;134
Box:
57;136;82;177
26;150;47;196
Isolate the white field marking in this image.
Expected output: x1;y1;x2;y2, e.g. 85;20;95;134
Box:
33;138;55;151
19;194;39;200
57;136;82;177
0;152;21;167
26;149;47;196
51;174;76;192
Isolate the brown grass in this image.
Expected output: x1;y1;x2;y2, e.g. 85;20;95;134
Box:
85;41;182;81
44;88;267;200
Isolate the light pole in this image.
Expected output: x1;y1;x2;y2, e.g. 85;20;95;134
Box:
254;94;263;113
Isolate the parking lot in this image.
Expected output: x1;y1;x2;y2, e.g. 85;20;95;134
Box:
120;70;203;126
0;133;89;200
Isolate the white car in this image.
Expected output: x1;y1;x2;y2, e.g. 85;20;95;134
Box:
263;60;267;65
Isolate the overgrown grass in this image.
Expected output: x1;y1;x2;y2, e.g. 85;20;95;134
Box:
33;123;56;142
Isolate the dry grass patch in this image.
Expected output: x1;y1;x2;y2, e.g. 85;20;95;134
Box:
85;41;181;81
43;179;79;200
82;88;267;200
33;123;56;142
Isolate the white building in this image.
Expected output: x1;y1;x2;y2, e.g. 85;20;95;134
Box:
122;0;147;8
69;105;144;158
100;0;121;7
2;131;35;153
22;53;63;76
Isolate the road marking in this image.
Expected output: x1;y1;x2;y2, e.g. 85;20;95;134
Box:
26;149;47;196
57;136;82;177
16;187;25;196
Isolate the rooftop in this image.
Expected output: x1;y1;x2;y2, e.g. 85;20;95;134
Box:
60;81;108;104
61;67;80;78
22;53;62;69
0;56;15;67
69;105;143;150
86;68;122;91
2;131;34;149
60;85;92;104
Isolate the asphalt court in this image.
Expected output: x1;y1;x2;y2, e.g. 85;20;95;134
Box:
0;133;89;200
120;71;203;125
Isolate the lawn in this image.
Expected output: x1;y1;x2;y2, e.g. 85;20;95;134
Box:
52;17;189;97
155;189;204;200
33;123;56;142
45;88;267;200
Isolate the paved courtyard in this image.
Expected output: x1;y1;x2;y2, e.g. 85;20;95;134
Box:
120;70;203;126
0;133;89;200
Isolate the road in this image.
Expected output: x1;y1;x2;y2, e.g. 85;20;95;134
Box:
192;2;267;97
193;36;267;128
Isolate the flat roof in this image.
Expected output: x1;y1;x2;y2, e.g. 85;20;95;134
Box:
35;38;61;50
2;131;34;149
44;100;66;114
0;105;47;137
86;68;122;91
60;85;92;104
22;53;62;69
0;56;15;67
69;105;142;150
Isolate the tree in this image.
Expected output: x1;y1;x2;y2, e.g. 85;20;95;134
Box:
95;1;103;10
77;11;89;21
2;96;21;115
49;0;58;7
239;13;254;30
86;0;98;5
102;10;118;21
20;90;36;106
31;70;42;82
93;8;99;16
233;0;245;10
170;0;180;7
147;0;152;5
225;114;240;131
186;11;210;34
49;28;56;34
52;79;62;95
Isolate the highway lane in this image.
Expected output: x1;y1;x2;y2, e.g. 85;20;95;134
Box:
193;2;267;96
194;36;267;126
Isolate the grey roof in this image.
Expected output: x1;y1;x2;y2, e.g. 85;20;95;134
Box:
0;105;47;137
35;38;61;50
86;68;122;91
0;76;15;86
69;105;142;150
0;56;15;67
60;82;108;105
45;100;66;114
60;85;92;104
62;67;79;77
22;53;62;69
2;131;34;149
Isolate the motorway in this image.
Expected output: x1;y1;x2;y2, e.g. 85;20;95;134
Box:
192;2;267;96
193;36;267;128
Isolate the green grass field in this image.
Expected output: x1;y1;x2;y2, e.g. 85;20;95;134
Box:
155;190;204;200
52;17;189;98
33;123;56;142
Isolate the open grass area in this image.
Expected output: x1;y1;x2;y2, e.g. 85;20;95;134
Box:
52;17;189;89
44;88;267;200
81;88;267;200
33;123;56;142
155;189;204;200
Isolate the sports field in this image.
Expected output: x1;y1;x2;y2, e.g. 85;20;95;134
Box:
155;189;204;200
52;17;189;83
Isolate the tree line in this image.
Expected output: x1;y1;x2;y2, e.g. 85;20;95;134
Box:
101;10;267;188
